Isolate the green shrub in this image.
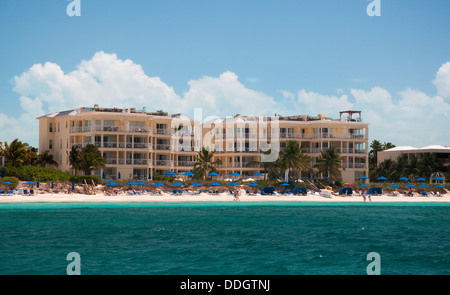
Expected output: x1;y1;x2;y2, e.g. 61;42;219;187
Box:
3;166;71;182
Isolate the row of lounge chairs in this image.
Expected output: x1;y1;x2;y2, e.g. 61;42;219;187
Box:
0;189;35;195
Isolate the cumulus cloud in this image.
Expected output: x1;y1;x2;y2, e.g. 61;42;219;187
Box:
434;62;450;99
2;51;450;148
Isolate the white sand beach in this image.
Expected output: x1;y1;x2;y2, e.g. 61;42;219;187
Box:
1;190;449;203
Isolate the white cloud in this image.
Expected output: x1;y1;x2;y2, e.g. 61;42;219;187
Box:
296;90;353;115
433;62;450;99
2;52;450;148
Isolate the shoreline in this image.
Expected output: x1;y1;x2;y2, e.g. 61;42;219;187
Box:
1;192;449;204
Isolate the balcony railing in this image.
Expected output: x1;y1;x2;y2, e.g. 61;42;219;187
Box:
156;129;170;135
343;163;366;169
177;161;195;167
154;160;172;166
155;144;170;150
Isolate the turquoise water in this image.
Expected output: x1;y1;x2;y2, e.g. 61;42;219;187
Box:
0;202;449;275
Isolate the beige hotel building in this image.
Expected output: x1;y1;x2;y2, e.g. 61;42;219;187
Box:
38;107;369;183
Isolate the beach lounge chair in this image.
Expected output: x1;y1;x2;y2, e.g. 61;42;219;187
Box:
279;191;285;195
8;190;13;195
0;190;4;195
178;189;182;195
29;189;34;195
286;190;291;195
422;191;428;196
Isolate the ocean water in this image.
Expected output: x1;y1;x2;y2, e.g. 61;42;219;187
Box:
0;202;449;275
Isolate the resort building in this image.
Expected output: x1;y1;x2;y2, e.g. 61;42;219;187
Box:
377;145;450;166
203;111;369;183
38;107;200;180
38;108;369;183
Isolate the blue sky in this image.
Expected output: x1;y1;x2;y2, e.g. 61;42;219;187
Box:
0;0;450;148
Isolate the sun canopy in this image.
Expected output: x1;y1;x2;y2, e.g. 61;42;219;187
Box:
229;172;241;177
210;181;221;186
152;182;164;186
208;172;220;176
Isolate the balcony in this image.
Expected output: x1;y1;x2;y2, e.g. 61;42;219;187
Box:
343;163;366;169
177;161;195;167
155;144;170;151
154;160;172;166
156;129;170;135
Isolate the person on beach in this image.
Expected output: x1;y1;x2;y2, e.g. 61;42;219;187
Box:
362;190;367;202
233;189;240;201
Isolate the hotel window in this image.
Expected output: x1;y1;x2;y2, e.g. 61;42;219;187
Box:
58;123;60;132
49;123;53;133
49;140;53;149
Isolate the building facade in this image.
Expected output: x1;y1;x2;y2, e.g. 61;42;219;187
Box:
38;108;369;183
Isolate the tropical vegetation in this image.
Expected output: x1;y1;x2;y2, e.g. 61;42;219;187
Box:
193;147;223;180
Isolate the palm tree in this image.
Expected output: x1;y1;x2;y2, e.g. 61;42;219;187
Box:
193;147;222;180
23;146;39;166
280;141;310;182
78;144;106;175
37;150;58;168
369;140;383;166
68;145;82;175
1;139;29;167
315;147;344;183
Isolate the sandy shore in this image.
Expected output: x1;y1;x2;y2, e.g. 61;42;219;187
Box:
1;191;449;203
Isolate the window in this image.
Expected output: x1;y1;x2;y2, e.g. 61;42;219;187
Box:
49;140;53;149
49;123;53;133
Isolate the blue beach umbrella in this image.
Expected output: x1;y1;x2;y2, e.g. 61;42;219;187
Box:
433;177;443;181
418;184;428;188
172;181;183;186
415;177;426;181
405;183;415;187
359;184;367;187
208;172;220;176
210;181;221;186
228;181;238;186
165;171;177;176
435;184;445;188
106;181;118;186
280;183;290;186
72;182;75;191
135;181;146;185
389;184;399;188
152;182;164;187
229;172;241;177
127;181;137;185
190;182;202;187
399;176;409;181
37;181;39;188
24;181;36;184
377;176;387;180
118;172;121;179
252;173;264;177
248;182;259;186
51;182;54;189
359;176;369;180
1;181;13;185
102;171;106;179
183;171;195;176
